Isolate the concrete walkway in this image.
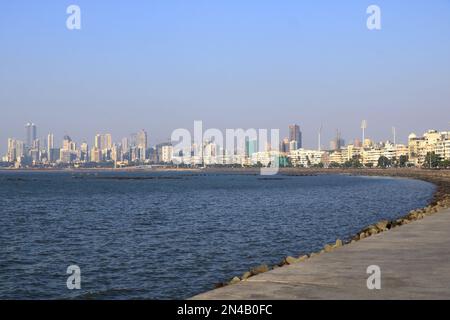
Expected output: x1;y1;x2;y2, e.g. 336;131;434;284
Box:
192;208;450;300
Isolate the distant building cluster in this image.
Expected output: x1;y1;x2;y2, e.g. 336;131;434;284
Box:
2;123;450;169
3;124;158;168
289;129;450;168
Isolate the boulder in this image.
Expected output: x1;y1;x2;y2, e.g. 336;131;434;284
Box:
363;225;375;233
229;277;241;285
241;271;252;280
375;220;389;231
250;264;269;276
285;256;299;265
324;244;334;252
334;239;343;248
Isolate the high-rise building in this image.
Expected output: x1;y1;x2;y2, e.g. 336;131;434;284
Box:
7;138;17;162
90;147;102;162
289;124;302;149
49;148;60;163
62;135;76;151
47;134;54;155
60;135;77;163
280;138;290;153
80;142;89;162
160;145;174;163
25;123;37;149
136;130;148;161
121;137;129;154
330;130;345;151
246;139;258;156
94;134;112;150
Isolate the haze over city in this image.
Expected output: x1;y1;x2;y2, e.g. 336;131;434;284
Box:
1;0;449;154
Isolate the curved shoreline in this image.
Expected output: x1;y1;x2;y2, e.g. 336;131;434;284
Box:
203;168;450;290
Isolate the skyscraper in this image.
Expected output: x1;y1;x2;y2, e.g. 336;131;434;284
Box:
289;124;302;149
80;142;89;162
7;138;17;162
330;130;345;151
121;137;129;153
94;134;112;150
136;130;148;161
25;122;37;148
47;133;54;156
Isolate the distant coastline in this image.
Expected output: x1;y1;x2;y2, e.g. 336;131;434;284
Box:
1;165;449;178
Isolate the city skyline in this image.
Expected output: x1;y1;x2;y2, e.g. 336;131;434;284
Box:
0;120;450;150
3;119;450;150
3;120;450;169
4;120;447;154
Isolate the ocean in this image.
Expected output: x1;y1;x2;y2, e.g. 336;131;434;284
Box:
0;171;435;299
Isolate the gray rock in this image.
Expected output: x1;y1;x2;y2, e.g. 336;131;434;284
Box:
229;277;241;285
285;256;299;265
334;239;343;248
250;265;269;276
376;220;389;231
241;271;252;280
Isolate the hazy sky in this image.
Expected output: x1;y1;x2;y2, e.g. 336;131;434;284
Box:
1;0;449;154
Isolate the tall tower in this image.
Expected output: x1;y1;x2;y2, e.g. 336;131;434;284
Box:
289;124;302;149
361;120;367;145
318;124;323;151
47;133;54;155
25;122;37;148
392;126;396;145
136;129;148;161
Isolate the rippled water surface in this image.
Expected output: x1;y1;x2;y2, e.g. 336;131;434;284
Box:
0;171;435;299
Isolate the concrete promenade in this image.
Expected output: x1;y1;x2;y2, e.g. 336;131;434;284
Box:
192;208;450;300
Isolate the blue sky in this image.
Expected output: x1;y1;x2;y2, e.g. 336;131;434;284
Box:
1;0;449;153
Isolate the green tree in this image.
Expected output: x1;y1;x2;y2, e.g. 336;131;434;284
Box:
377;156;391;168
441;159;450;169
343;157;363;168
399;155;408;167
329;162;341;168
391;156;398;167
423;152;441;168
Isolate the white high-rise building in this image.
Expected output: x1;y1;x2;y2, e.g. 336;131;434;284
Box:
161;145;174;163
94;134;112;150
47;133;54;155
136;130;148;161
